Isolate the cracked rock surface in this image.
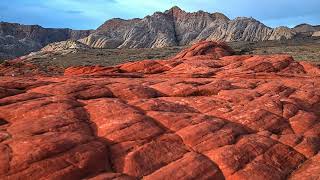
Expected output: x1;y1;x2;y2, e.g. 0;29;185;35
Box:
0;41;320;179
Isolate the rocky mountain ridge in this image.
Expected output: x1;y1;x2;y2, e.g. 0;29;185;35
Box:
0;22;93;61
79;6;302;48
1;6;320;61
293;23;320;34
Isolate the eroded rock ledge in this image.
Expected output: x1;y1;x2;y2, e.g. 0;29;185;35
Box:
0;41;320;179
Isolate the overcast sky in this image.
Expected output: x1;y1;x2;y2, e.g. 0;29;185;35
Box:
0;0;319;30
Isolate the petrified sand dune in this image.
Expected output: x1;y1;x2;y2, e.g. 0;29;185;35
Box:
0;41;320;179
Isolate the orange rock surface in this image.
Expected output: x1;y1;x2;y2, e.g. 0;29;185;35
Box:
0;41;320;179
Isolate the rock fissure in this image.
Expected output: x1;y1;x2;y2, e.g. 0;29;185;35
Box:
0;41;320;179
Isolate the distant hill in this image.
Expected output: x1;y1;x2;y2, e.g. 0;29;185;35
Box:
293;23;320;34
0;22;92;61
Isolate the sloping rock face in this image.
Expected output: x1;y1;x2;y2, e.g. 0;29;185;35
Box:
293;24;320;38
293;24;320;34
269;26;297;40
1;41;320;179
2;40;90;71
313;31;320;37
40;40;89;52
79;15;177;48
0;34;42;61
80;6;296;48
0;22;92;61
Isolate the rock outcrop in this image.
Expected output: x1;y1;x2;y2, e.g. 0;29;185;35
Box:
268;26;297;40
0;34;42;61
293;23;320;34
0;41;320;179
80;7;297;48
312;31;320;37
0;22;92;61
40;40;89;52
0;40;90;73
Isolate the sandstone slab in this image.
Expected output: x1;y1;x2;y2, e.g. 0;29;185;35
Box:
0;41;320;179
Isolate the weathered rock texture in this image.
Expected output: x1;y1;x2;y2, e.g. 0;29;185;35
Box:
293;24;320;35
0;22;92;61
40;40;89;52
12;40;91;65
79;6;298;48
2;8;320;61
0;41;320;179
312;31;320;37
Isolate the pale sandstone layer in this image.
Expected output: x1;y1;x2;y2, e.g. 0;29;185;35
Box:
79;7;297;48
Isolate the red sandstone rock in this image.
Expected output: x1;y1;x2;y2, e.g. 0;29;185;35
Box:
173;41;234;59
144;152;224;180
0;41;320;179
64;65;118;76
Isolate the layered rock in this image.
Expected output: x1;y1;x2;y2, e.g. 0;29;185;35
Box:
0;22;92;61
0;41;320;179
0;40;90;76
312;31;320;37
40;40;89;52
269;26;297;40
2;8;320;61
80;7;297;49
293;23;320;34
79;14;177;48
0;34;42;61
21;40;89;60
